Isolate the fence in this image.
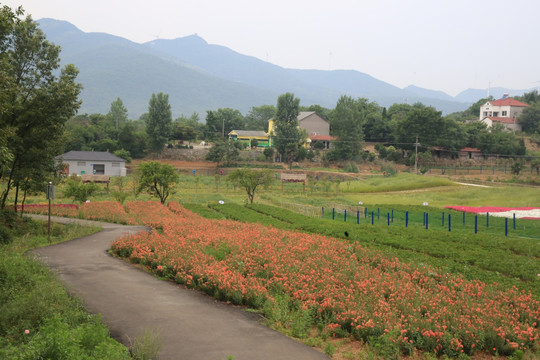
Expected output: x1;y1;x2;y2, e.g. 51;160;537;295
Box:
320;206;538;238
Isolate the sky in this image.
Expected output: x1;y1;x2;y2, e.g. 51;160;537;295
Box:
3;0;540;96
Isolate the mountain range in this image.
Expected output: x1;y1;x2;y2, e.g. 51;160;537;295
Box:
38;18;535;119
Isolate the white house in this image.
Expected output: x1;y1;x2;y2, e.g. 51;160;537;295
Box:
55;151;127;176
479;96;528;132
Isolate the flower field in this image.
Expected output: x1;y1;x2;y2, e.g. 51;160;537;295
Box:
110;201;540;357
79;201;138;225
18;203;79;218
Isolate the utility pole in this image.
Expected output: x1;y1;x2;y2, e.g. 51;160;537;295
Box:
414;136;420;175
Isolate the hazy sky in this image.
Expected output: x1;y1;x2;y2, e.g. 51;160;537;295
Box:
4;0;540;96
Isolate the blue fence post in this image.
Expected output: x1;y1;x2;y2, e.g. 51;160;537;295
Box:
332;208;335;220
387;212;390;226
513;213;516;230
425;213;429;230
442;212;445;226
391;209;394;222
344;209;347;222
364;207;367;219
371;212;374;225
475;215;478;234
405;211;409;227
322;207;324;218
487;212;489;228
357;211;359;224
448;214;451;232
505;218;508;237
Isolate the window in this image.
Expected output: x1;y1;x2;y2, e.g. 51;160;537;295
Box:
483;111;488;117
112;162;120;167
93;164;105;175
502;111;507;116
493;112;499;117
77;161;86;166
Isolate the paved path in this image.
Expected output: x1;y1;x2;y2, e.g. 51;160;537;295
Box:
29;216;329;360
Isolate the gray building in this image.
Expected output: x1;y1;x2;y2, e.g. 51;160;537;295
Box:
55;151;127;176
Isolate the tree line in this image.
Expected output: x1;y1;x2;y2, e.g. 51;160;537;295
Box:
2;5;539;210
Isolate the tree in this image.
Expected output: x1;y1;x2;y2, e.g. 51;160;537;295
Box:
107;97;129;134
204;108;245;140
393;104;446;151
227;169;273;204
146;92;172;153
329;96;366;160
0;11;82;209
205;140;239;166
137;161;179;204
518;102;540;134
244;105;275;131
272;93;303;169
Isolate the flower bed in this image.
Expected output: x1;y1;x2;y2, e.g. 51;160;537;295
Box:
111;201;540;357
18;204;79;218
79;201;137;225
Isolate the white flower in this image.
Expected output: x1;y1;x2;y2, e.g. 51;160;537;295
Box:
423;202;429;206
218;200;224;204
358;201;363;205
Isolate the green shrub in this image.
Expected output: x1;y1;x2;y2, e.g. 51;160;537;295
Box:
0;224;12;245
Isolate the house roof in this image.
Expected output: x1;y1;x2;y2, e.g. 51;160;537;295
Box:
298;111;316;121
228;130;268;137
489;98;529;107
484;116;518;124
55;151;126;162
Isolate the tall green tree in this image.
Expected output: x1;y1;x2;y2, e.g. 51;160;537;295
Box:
393;104;446;151
244;105;275;131
329;96;366;160
107;97;129;134
146;92;172;153
272;93;303;168
0;10;82;209
518;102;540;134
204;108;245;140
137;161;179;204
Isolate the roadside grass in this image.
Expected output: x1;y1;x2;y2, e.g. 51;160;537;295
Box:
0;215;131;359
338;173;455;193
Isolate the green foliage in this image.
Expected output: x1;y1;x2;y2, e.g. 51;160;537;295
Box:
518;101;540;134
263;146;274;161
511;160;524;175
137;161;179;204
0;13;82;209
113;149;132;163
146;92;172;153
273;93;303;168
380;161;397;176
227;169;274;204
205;140;240;166
63;177;99;203
343;162;359;173
244;105;275;131
204;108;245;140
0;219;126;359
129;329;162;360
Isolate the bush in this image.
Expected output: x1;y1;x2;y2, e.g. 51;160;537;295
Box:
63;178;99;203
0;225;12;245
380;161;397;176
343;162;359;173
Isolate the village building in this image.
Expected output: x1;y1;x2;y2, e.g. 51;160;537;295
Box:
227;130;270;148
478;95;528;132
55;151;127;176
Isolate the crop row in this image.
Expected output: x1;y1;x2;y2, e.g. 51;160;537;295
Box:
110;201;539;357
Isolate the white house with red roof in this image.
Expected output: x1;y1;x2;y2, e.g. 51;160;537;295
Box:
478;95;528;132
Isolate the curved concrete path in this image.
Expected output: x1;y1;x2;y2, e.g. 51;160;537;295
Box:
29;215;329;360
